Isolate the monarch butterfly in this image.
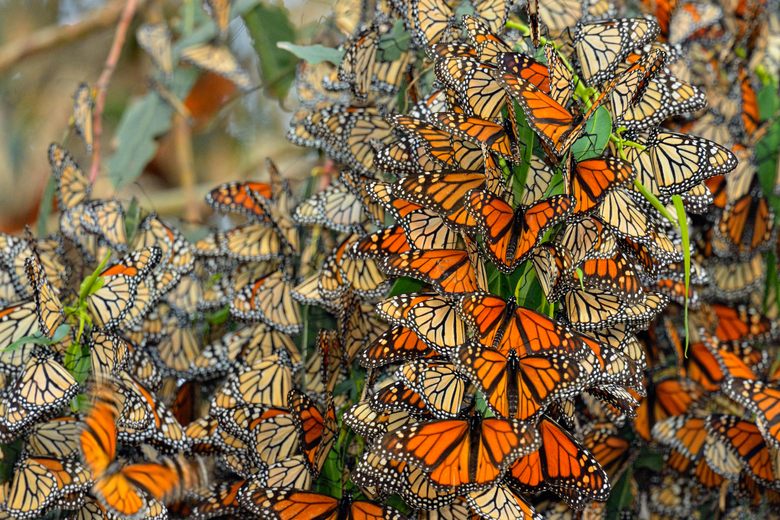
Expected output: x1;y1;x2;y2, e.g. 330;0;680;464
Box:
117;375;188;449
289;389;337;477
497;59;620;157
230;271;302;334
136;23;173;76
582;422;635;482
350;225;413;259
88;330;129;384
462;15;512;63
4;456;90;519
217;405;299;464
709;303;777;347
574;252;644;303
722;378;780;450
624;128;738;201
205;181;273;220
574;18;660;87
613;72;706;130
338;296;387;363
24;255;63;339
180;44;252;90
303;330;346;400
381;249;480;294
307;105;395;173
360;324;438;368
26;416;81;458
566;156;635;215
80;387;204;518
393;0;456;48
458;292;583;355
86;247;162;330
705;414;778;488
396;359;468;418
456;338;583;420
652;414;708;460
394;115;485;171
0;354;78;439
467;190;572;272
379;414;540;491
72;82;93;152
338;27;379;100
705;253;765;302
205;0;232;40
395;172;485;228
237;486;405;519
353;451;457;510
466;482;541;520
344;401;417;443
509;416;611;510
431;113;518;160
634;377;704;441
190;480;244;520
294;183;370;233
434;57;506;120
257;456;313;490
717;192;775;258
79;199;128;252
391;293;467;354
133;214;195;294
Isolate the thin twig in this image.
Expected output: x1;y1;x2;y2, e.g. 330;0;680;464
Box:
173;113;199;222
89;0;143;183
0;1;127;73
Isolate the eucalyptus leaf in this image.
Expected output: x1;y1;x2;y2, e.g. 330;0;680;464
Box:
243;3;297;100
571;106;612;161
377;20;410;62
2;324;71;353
277;42;343;65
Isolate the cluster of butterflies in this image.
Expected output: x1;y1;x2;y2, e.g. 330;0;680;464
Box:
0;0;778;519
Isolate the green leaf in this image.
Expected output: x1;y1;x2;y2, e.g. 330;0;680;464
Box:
2;324;71;353
388;277;425;296
205;306;231;326
605;467;634;520
571;106;612;161
377;20;410;62
107;94;173;189
64;341;91;384
634;451;664;471
757;79;780;119
243;3;297;101
277;42;343;65
125;197;141;243
672;195;691;355
0;440;22;482
107;65;197;189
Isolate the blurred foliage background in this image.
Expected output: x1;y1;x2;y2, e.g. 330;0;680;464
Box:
0;0;332;232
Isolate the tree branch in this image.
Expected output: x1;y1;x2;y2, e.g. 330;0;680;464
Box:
0;1;127;73
89;0;144;183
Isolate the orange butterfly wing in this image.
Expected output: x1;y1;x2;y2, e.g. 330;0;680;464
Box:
382;250;479;294
570;157;633;214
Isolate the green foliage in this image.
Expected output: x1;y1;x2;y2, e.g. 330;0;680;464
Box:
243;3;298;101
277;42;343;65
1;324;70;353
606;468;634;519
377;21;410;62
756;79;780;213
571;106;612;161
389;277;425;296
64;341;91;384
672;195;691;354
